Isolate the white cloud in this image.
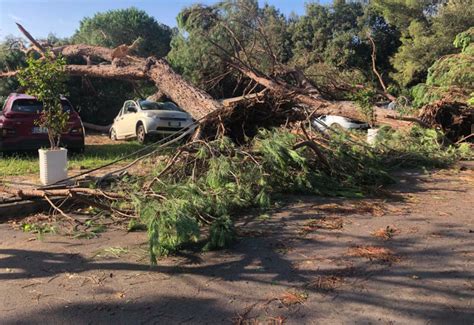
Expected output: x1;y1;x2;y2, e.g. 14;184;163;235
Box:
8;13;23;22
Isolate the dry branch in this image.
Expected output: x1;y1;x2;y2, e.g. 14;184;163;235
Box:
0;186;124;199
367;32;396;101
16;23;47;56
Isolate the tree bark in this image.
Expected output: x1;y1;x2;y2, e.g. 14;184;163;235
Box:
230;61;414;128
52;45;223;119
146;59;223;119
65;64;146;80
11;23;224;120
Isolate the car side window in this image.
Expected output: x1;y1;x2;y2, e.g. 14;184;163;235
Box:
128;102;138;113
123;102;131;115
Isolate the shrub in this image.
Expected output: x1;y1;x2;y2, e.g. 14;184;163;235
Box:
17;52;68;149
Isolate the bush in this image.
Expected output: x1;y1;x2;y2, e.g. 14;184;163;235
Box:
17;52;68;149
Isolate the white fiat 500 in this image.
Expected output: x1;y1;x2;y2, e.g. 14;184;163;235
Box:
110;100;195;143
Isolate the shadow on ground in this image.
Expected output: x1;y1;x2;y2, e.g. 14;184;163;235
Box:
0;169;473;324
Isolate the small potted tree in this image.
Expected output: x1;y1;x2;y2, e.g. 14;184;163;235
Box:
18;52;69;185
353;88;378;145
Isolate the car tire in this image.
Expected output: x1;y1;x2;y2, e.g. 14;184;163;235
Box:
136;123;148;144
110;128;117;141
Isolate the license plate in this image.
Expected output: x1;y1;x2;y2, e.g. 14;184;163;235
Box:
32;127;48;134
168;121;181;127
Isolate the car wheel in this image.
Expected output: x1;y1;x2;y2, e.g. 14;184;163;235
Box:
136;123;148;144
110;128;117;141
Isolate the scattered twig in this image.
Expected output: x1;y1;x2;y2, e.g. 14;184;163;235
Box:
44;194;82;224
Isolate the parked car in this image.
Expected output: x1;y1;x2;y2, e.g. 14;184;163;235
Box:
312;115;369;131
0;93;85;153
110;100;195;144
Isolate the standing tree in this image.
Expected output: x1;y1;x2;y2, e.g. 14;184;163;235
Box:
70;7;173;125
73;7;172;58
372;0;474;86
17;52;68;149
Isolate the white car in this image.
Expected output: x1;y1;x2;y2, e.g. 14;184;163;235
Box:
110;100;195;143
312;115;369;131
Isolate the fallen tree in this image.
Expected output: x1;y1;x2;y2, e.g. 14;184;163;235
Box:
0;23;417;137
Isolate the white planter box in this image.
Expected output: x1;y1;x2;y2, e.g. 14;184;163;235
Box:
367;128;379;145
38;148;68;185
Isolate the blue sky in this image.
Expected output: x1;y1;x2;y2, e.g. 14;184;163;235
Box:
0;0;331;40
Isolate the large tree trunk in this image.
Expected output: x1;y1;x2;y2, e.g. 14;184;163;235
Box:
230;61;413;128
57;46;223;119
147;59;223;119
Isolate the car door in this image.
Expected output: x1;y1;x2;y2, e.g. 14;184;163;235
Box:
123;101;139;136
114;102;130;138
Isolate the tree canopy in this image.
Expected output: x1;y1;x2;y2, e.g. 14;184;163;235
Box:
73;7;172;57
373;0;474;86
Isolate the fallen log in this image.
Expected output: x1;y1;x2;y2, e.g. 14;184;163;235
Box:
0;186;124;199
0;185;131;220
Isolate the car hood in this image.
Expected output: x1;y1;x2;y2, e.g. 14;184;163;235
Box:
142;110;191;118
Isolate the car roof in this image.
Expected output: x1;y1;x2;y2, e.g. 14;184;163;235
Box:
10;93;36;100
9;93;68;100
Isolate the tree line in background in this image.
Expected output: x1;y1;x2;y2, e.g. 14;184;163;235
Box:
0;0;472;125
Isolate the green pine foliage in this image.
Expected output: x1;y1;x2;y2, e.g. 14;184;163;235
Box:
411;28;474;107
134;127;469;263
204;216;236;251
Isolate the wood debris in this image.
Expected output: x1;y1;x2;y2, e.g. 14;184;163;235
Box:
348;246;400;263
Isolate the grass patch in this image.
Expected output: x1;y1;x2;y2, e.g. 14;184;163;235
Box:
92;246;129;259
0;141;144;177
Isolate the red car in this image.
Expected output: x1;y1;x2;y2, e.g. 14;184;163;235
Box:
0;93;85;153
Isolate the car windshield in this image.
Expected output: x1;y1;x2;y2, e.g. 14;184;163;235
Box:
11;99;73;113
139;100;183;112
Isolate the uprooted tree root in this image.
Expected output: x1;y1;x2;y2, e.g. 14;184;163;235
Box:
419;99;473;142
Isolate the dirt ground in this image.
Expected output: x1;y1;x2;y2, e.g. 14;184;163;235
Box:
0;167;473;324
